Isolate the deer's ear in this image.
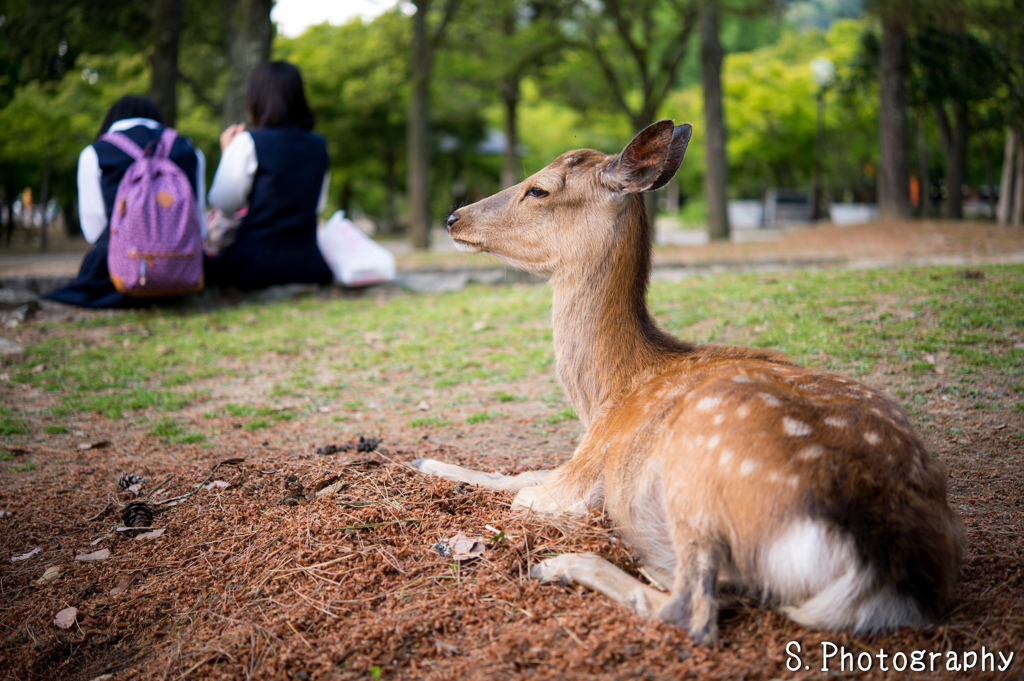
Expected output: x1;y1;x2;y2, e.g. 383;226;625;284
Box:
605;121;692;194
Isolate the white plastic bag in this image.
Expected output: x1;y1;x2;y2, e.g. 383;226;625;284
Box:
317;211;396;286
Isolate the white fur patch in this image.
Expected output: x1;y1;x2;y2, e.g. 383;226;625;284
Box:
719;449;733;467
697;396;722;411
739;459;759;476
760;393;782;407
825;416;848;428
864;431;881;446
783;417;812;437
732;375;753;383
713;413;725;425
737;405;751;418
798;445;825;461
706;434;721;451
765;519;928;633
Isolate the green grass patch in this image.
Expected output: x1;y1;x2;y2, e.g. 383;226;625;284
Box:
0;407;29;435
44;425;68;434
408;416;451;428
547;407;578;424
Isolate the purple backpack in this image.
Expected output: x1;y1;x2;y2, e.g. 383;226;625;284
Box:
102;128;204;297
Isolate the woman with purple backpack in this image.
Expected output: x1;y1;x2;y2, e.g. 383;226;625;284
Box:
204;61;334;290
45;96;207;308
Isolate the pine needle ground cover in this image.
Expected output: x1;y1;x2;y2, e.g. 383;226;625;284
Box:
1;264;1022;680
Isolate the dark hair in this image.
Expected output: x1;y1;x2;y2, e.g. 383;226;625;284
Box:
247;61;315;130
97;95;164;138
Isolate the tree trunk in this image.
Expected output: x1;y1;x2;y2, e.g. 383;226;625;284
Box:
151;0;183;127
942;98;966;218
700;0;729;241
501;75;520;189
996;127;1015;225
222;0;273;128
878;15;912;220
983;133;995;219
407;0;432;250
1014;129;1024;227
916;110;931;218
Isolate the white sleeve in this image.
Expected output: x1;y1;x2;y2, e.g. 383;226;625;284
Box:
77;145;107;244
207;131;257;214
317;170;331;215
194;147;207;238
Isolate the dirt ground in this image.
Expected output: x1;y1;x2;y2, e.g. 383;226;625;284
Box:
1;220;1023;680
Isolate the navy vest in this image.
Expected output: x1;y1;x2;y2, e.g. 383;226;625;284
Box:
45;124;200;308
206;125;332;290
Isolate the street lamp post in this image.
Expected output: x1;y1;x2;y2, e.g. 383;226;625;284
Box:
810;56;836;222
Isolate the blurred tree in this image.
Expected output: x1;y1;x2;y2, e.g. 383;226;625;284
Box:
222;0;273;128
700;1;730;239
408;0;462;250
151;0;184;126
866;0;912;219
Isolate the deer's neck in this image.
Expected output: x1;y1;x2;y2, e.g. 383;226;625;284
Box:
550;197;693;427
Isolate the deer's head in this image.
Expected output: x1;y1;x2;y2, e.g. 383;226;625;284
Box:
445;120;692;274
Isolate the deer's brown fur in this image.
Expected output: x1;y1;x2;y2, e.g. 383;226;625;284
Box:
413;120;964;644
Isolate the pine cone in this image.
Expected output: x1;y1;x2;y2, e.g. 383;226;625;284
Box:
122;501;154;528
118;473;150;490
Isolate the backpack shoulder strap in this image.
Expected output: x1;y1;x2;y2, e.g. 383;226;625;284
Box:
156;127;179;159
99;131;145;160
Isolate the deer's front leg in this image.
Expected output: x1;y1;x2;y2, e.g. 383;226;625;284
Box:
411;458;551;492
531;553;671;619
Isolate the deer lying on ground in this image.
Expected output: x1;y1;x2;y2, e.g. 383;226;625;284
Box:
412;120;964;644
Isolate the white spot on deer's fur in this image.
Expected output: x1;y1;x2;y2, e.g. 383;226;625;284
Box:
825;416;848;428
864;431;881;446
713;413;725;425
707;433;721;450
798;445;825;461
697;396;721;411
783;417;812;437
740;459;759;476
760;393;782;407
732;376;753;383
788;476;801;487
719;449;733;467
737;405;751;418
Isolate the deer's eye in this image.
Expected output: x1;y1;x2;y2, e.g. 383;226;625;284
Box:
525;186;549;198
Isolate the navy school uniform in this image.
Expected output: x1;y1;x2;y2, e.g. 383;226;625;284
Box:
45;126;200;309
205;125;333;290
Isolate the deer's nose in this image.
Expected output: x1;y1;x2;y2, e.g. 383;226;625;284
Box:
446;212;460;234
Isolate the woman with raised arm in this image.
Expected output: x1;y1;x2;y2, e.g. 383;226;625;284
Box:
205;60;333;290
45;96;206;308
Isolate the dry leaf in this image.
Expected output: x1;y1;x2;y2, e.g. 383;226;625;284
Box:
54;606;77;629
219;457;245;466
36;566;62;586
1015;342;1024;350
203;480;230;490
0;509;11;518
90;537;104;546
11;547;41;562
924;354;936;365
31;363;45;373
90;675;114;681
126;483;143;495
75;549;110;562
317;480;346;498
318;406;331;413
134;528;165;540
416;401;430;411
78;441;111;451
448;533;486;561
109;573;136;596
